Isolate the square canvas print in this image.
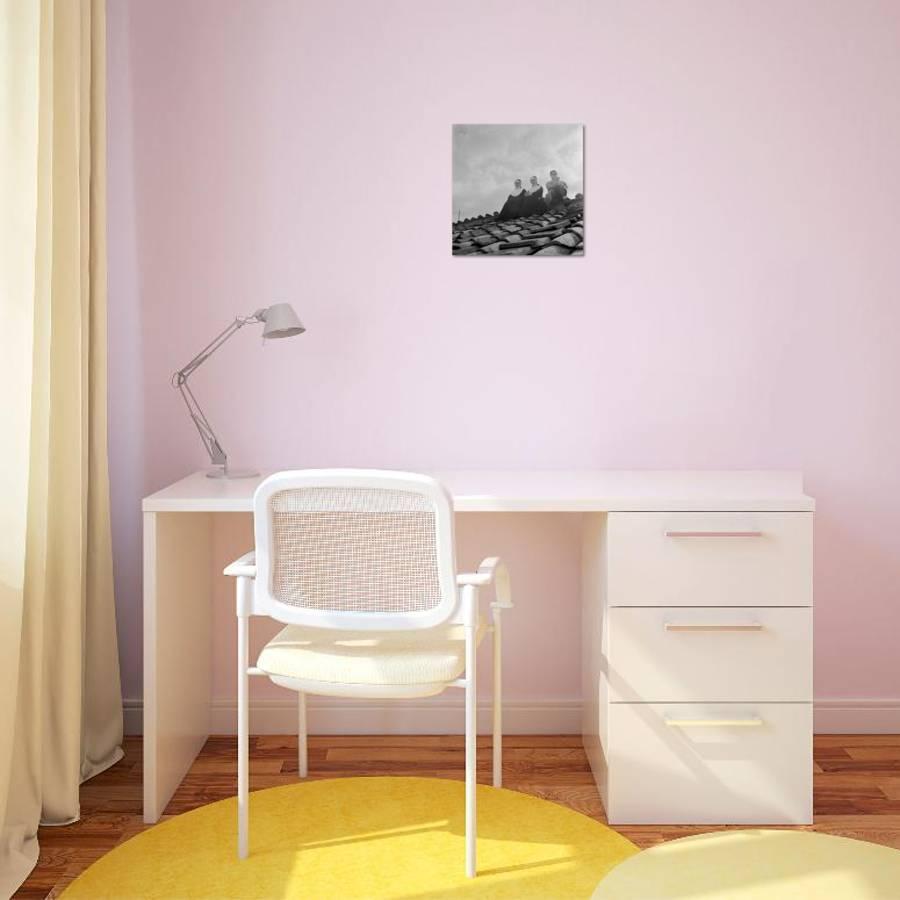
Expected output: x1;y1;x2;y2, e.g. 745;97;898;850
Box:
452;123;584;256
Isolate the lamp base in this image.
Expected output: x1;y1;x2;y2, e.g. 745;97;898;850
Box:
206;466;260;479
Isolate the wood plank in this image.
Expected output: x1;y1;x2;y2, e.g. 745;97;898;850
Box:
877;778;900;800
846;747;900;761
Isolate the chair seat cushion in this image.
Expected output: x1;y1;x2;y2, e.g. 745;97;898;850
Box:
256;622;486;687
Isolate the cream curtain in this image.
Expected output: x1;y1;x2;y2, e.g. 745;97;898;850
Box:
0;0;123;894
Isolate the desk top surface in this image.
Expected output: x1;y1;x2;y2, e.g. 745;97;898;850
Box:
143;469;815;513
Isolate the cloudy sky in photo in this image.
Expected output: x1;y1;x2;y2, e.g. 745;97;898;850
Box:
452;124;583;220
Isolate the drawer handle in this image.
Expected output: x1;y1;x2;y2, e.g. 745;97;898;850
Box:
664;623;764;632
665;716;764;728
665;530;763;538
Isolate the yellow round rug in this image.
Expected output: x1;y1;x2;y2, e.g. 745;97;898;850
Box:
63;776;637;898
592;829;900;900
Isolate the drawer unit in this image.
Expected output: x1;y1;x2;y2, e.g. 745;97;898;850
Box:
583;501;814;826
607;512;813;607
606;607;812;703
606;702;813;824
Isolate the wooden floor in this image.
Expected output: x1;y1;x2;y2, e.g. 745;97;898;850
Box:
15;733;900;898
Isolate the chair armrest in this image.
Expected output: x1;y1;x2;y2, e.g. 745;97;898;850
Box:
457;557;512;609
224;551;257;578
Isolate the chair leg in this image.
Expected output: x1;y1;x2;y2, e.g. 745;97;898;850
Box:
465;618;477;878
492;615;502;788
237;613;249;859
297;691;308;778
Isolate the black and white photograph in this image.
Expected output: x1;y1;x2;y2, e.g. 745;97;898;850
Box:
452;123;584;256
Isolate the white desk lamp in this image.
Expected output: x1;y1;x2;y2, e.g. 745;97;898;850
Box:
172;303;305;479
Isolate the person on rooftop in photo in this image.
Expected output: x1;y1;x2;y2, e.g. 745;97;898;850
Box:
545;169;569;210
522;175;547;216
498;178;527;220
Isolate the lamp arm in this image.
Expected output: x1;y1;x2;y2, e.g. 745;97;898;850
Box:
174;314;259;382
177;378;227;466
171;312;263;469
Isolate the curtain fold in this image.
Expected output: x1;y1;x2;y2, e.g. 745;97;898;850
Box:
0;1;123;894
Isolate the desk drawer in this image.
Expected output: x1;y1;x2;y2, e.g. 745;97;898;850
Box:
607;512;812;607
607;607;811;702
607;702;812;824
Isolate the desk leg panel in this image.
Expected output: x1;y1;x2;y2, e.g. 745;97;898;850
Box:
581;512;609;811
143;510;213;823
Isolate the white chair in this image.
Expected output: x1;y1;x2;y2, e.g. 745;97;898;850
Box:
223;469;512;878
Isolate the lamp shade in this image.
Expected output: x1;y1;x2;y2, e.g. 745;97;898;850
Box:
260;303;305;339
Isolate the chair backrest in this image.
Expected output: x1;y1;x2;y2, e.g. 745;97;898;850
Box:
252;470;458;630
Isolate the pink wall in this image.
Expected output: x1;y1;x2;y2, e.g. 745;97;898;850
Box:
107;0;900;708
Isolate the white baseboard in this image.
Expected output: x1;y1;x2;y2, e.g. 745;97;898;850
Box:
123;697;900;737
123;697;581;736
813;699;900;734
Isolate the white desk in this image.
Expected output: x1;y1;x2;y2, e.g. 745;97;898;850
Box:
142;470;814;824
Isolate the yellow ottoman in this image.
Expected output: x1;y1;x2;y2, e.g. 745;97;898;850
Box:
593;829;900;900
